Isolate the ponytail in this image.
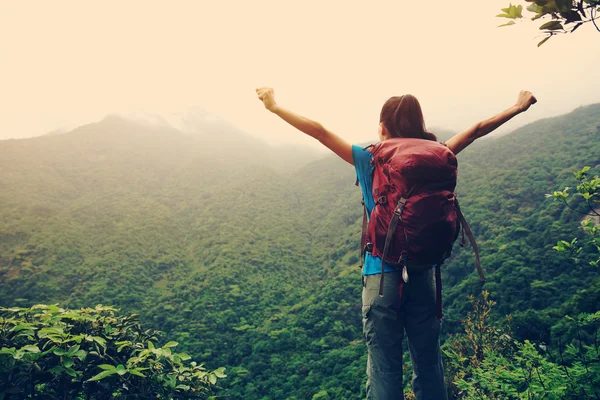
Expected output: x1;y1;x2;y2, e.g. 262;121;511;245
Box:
380;95;437;142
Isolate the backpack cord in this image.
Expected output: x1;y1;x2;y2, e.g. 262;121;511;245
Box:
456;205;486;283
359;203;368;270
435;264;443;320
379;197;408;297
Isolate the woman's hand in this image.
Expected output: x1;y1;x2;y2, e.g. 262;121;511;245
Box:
515;90;537;113
256;87;279;113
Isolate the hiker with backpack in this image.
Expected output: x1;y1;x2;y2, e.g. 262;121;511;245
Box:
256;87;537;400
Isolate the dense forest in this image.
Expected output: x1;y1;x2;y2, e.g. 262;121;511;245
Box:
1;105;599;399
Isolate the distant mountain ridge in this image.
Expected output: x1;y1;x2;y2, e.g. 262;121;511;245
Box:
0;113;325;178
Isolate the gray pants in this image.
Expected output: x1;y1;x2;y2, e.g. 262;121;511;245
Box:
362;269;447;400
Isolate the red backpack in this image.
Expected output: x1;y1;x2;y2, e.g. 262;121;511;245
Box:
359;138;485;307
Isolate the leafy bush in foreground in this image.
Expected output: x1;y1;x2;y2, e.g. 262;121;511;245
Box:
0;304;225;399
443;292;600;399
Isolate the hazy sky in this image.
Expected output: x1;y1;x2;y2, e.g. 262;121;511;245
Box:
1;1;599;149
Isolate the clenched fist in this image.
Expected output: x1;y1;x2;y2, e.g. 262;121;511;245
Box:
516;90;537;112
256;87;278;112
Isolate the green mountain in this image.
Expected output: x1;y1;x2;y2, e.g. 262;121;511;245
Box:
1;105;599;399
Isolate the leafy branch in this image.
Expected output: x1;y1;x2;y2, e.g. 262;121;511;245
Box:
547;166;600;268
497;1;600;46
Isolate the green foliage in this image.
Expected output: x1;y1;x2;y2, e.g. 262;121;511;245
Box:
444;292;600;399
497;3;524;27
548;166;600;268
1;106;600;398
497;0;600;46
443;291;515;399
0;304;224;399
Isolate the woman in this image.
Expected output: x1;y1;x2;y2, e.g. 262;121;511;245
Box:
256;87;536;400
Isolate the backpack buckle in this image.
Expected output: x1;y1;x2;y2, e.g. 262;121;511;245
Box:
397;253;408;283
394;197;407;217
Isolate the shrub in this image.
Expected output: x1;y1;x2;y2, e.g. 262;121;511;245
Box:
0;304;226;399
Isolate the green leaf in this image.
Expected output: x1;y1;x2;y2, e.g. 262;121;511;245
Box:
87;370;117;382
66;344;80;356
163;341;178;348
91;336;106;349
38;327;64;336
555;0;573;11
513;4;523;17
213;367;227;378
538;35;552;47
128;367;148;377
63;357;74;368
4;307;25;313
20;345;40;353
53;348;66;356
75;350;87;361
116;364;127;376
10;324;37;333
69;334;85;344
0;347;16;355
539;20;563;30
59;312;80;320
498;20;517;27
497;3;524;19
209;373;217;385
98;364;116;371
168;374;177;388
49;366;64;375
116;341;131;352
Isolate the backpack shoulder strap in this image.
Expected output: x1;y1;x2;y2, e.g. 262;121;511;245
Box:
378;197;408;296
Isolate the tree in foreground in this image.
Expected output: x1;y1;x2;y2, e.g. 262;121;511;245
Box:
0;304;226;399
497;1;600;46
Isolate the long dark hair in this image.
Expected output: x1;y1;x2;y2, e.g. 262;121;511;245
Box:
379;95;437;141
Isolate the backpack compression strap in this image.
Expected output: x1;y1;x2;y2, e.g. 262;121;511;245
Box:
456;205;486;283
379;197;408;297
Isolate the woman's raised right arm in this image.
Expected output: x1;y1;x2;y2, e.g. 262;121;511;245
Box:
445;90;537;155
256;87;353;165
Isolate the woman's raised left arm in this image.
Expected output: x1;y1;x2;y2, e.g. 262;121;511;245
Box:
446;90;537;155
256;87;354;165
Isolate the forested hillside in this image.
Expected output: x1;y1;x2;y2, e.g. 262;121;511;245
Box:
1;106;599;399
